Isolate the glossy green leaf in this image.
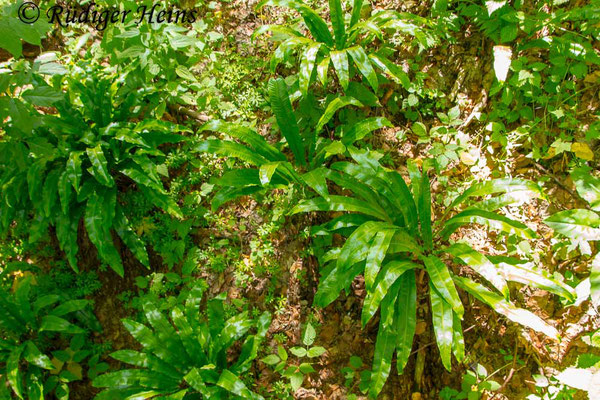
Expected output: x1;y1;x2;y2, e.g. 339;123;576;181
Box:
347;46;378;91
394;270;417;374
57;170;72;215
317;56;330;86
364;229;395;290
368;53;410;88
295;4;334;46
442;209;537;240
330;50;350;90
195;139;269;166
368;278;401;398
23;341;53;370
452;311;465;363
492;257;575;301
423;255;464;318
350;0;364;27
453;276;559;339
198;120;285;162
92;369;179;391
7;344;24;399
299;43;321;95
291;195;390;221
329;0;346;48
259;162;282;186
84;189;123;276
66;151;82;193
447;178;543;213
218;369;263;399
572;167;600;211
268;78;305;166
418;172;433;251
39;315;84;334
303;322;317;346
114;205;149;268
183;368;210;397
26;369;44;400
307;346;326;357
316;96;363;133
22;85;63;107
51;299;88;316
42;169;60;218
362;260;418;327
444;243;508;297
341;117;392;146
55;210;80;272
86;145;114;187
430;283;453;371
544;209;600;241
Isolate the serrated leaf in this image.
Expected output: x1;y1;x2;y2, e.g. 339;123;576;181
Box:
290;347;307;357
290;372;304;392
22;86;63;107
303;323;316;346
261;354;281;365
307;346;326;357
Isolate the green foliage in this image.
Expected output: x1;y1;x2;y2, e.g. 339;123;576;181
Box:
93;283;271;399
454;0;600;161
0;65;187;276
0;273;100;399
0;2;51;58
292;149;575;398
94;0;221;112
545;167;600;245
256;0;436;96
261;322;324;392
540;330;600;400
341;356;370;395
544;167;600;308
195;77;388;210
439;363;500;400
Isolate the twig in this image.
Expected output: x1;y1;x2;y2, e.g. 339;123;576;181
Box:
490;339;519;398
168;104;210;123
532;162;589;209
